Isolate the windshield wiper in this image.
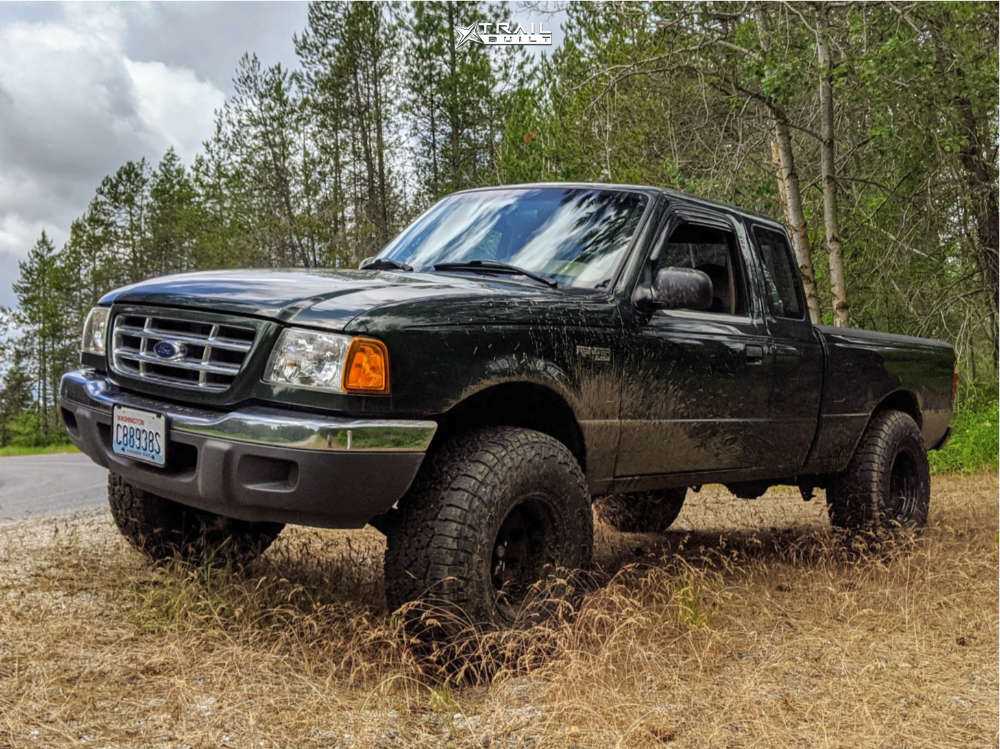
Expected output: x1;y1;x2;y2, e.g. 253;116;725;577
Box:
433;260;558;288
360;257;413;272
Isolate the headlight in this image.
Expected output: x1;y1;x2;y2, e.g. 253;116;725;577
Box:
264;329;390;394
81;307;110;355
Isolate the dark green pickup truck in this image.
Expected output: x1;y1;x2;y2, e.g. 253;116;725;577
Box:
60;183;955;628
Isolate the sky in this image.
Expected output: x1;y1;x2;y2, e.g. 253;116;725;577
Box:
0;2;565;311
0;1;309;309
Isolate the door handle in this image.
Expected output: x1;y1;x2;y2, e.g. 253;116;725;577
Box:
745;343;766;364
773;343;803;364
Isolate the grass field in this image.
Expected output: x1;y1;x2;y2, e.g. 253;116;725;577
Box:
929;403;999;475
0;443;78;458
0;472;996;748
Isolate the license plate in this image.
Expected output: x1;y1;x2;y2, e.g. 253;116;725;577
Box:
112;406;166;466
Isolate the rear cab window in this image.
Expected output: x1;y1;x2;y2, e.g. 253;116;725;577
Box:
752;226;805;319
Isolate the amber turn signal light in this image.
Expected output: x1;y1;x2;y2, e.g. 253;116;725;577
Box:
343;337;390;394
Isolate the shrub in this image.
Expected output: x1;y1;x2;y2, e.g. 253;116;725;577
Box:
929;399;999;474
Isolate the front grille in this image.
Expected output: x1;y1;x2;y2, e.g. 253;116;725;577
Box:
111;311;257;393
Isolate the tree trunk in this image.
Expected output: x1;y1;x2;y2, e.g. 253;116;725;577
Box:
445;2;461;188
770;133;821;322
372;66;389;243
816;5;849;327
756;2;820;323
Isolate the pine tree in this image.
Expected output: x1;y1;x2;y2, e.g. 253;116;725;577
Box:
12;233;64;441
403;1;495;201
147;148;203;275
296;2;400;261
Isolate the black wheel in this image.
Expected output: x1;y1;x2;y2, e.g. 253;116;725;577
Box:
594;488;687;533
384;427;592;630
827;410;930;534
107;473;283;566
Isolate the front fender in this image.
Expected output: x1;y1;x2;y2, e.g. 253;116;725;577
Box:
454;352;582;413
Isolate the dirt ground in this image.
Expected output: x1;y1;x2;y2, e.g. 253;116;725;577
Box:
0;472;996;748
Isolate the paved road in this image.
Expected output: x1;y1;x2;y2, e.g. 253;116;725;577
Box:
0;453;106;524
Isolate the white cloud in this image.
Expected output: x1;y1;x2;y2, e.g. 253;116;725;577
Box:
0;2;304;308
125;60;224;162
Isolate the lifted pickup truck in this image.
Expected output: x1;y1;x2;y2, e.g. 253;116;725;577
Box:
61;183;955;628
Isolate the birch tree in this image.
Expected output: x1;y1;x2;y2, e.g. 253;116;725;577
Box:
814;3;849;326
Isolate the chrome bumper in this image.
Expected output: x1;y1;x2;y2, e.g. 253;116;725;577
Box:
58;369;437;528
60;369;436;453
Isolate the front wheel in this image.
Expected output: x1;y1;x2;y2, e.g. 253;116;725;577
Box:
108;473;283;567
383;427;592;631
827;410;930;535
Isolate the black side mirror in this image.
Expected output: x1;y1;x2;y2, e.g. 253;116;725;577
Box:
635;267;713;311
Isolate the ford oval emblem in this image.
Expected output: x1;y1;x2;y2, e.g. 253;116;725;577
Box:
153;340;186;360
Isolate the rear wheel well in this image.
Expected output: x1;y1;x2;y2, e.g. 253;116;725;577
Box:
433;383;586;471
874;390;922;428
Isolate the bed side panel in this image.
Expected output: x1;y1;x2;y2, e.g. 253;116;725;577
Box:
802;327;954;474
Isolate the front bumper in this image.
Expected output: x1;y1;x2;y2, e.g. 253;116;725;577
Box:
59;369;436;528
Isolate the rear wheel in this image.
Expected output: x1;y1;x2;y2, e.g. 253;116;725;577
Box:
827;410;930;535
108;473;283;566
594;488;687;533
383;427;592;632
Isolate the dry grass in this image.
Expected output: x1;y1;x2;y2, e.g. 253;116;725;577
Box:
0;473;996;748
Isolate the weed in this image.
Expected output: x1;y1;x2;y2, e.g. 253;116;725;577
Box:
0;473;995;747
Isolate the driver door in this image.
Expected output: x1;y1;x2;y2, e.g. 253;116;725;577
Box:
615;207;775;477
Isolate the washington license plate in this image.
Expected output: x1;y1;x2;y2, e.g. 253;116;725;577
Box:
112;406;166;466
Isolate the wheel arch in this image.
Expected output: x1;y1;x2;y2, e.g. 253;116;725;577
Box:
872;388;923;428
840;388;923;471
433;381;587;472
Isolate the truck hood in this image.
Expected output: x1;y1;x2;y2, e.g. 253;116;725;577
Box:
100;268;570;331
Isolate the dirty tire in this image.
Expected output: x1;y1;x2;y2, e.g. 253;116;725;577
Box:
827;410;930;535
594;489;687;533
383;427;592;632
108;473;283;566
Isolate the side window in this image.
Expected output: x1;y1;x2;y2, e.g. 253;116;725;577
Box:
655;221;747;315
753;227;804;319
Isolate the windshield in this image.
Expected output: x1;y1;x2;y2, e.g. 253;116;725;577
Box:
379;187;649;288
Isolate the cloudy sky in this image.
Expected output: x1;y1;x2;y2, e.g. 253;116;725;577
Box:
0;2;309;308
0;2;565;310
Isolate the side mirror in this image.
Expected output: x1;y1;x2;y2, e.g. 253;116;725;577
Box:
359;256;376;270
635;267;713;311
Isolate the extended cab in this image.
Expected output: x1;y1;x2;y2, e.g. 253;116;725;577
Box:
60;184;955;628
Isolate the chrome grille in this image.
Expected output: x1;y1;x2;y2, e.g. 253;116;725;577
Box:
111;312;257;392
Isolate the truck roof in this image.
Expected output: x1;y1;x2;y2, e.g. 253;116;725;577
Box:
454;182;787;233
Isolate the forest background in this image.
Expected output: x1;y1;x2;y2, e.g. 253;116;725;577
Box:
1;2;995;470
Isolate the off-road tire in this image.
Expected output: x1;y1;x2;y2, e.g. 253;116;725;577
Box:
108;473;283;566
383;427;592;630
594;489;687;533
827;410;930;535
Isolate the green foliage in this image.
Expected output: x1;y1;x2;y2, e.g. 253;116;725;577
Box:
5;410;47;448
930;401;999;475
1;0;996;473
0;443;78;458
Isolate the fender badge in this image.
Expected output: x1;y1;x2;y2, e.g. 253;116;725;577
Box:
576;345;611;363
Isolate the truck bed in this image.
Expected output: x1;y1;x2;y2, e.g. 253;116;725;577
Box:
802;326;955;475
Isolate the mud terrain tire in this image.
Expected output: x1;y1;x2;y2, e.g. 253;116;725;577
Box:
594;489;687;533
827;410;930;534
108;473;283;566
383;427;592;630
